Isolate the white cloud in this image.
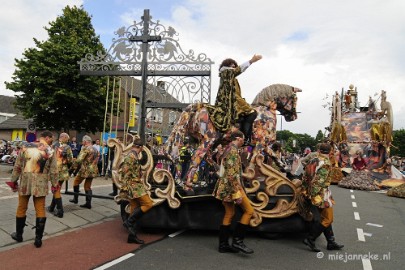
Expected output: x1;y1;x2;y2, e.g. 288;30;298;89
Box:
160;0;405;136
0;0;83;96
120;8;145;26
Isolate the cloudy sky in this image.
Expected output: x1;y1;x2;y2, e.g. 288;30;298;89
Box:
1;0;405;137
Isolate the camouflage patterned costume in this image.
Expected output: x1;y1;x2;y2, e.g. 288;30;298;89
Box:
70;143;99;209
302;153;334;208
72;145;99;179
47;140;74;218
10;135;58;248
121;144;154;245
302;144;344;252
213;135;255;255
54;141;73;182
119;150;148;199
11;141;58;197
213;143;244;202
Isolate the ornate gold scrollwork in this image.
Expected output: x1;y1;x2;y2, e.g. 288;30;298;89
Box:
152;169;181;209
107;136;180;209
243;153;301;227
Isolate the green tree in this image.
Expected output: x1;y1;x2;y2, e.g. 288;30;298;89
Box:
277;130;294;144
294;133;317;154
276;130;317;154
315;130;325;143
277;130;295;152
5;6;106;133
392;129;405;157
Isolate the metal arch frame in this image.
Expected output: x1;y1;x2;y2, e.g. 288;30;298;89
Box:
78;9;214;142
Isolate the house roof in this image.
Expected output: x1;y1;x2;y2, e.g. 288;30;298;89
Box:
0;95;29;129
0;95;18;114
0;113;29;129
120;77;181;104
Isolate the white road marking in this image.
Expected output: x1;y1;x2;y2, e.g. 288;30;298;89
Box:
357;228;366;242
362;258;373;270
169;229;186;238
354;212;360;220
93;253;134;270
352;202;357;207
366;223;383;228
351;194;355;199
363;232;373;237
370;190;387;194
91;184;113;188
350;190;354;193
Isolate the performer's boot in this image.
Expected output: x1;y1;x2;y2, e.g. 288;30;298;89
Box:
80;190;92;209
123;208;145;244
69;185;79;204
241;111;257;146
109;183;118;196
11;216;27;242
303;222;325;252
324;225;344;250
46;197;56;213
218;225;239;253
232;223;254;254
54;198;64;218
127;230;144;244
33;217;46;248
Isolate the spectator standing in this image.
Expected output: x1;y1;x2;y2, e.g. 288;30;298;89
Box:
179;142;192;180
69;136;81;159
93;139;102;176
169;143;179;177
108;139;119;196
101;141;109;176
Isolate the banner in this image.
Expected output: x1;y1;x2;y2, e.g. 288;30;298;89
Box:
129;98;137;127
11;130;24;141
102;132;117;143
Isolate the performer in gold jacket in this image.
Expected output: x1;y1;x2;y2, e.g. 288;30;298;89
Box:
302;143;344;252
207;54;262;145
47;133;73;218
121;138;153;244
213;130;254;254
10;130;58;248
69;135;99;209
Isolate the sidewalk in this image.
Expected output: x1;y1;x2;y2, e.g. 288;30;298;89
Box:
0;180;120;251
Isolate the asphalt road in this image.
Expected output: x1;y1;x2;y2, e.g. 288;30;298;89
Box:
96;185;404;270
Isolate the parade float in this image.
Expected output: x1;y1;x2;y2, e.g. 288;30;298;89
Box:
327;84;405;194
108;84;313;233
